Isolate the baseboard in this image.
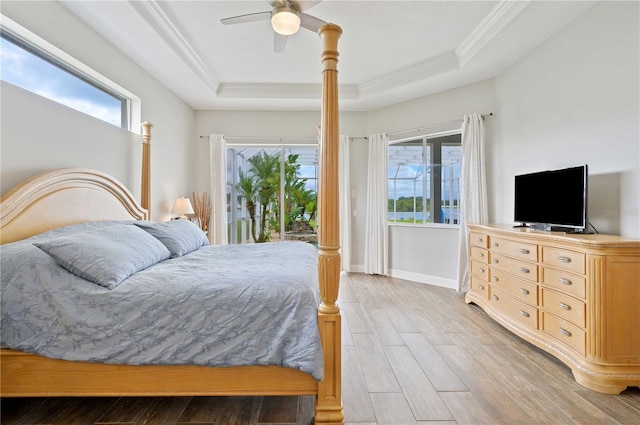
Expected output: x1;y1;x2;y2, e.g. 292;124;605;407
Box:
348;265;365;273
346;265;457;290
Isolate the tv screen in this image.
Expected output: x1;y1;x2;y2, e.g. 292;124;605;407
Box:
514;165;588;231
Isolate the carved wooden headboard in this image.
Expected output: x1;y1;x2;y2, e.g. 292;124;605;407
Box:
0;168;147;244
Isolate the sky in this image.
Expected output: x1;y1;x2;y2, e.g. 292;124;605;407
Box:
0;36;122;126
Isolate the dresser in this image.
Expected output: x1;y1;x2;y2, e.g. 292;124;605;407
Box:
465;224;640;394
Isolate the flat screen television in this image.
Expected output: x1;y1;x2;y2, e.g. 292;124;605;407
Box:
514;164;588;232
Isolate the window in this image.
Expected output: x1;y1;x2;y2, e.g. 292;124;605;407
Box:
226;145;318;245
0;17;139;130
388;133;461;225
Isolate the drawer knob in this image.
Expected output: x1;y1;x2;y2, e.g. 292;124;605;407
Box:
492;276;499;282
478;252;484;257
519;248;530;255
558;327;572;337
492;242;499;247
519;310;530;318
492;259;499;264
478;284;485;290
558;278;572;286
479;267;485;273
558;302;572;311
558;256;572;263
477;238;484;243
519;267;530;274
491;295;499;301
519;288;530;295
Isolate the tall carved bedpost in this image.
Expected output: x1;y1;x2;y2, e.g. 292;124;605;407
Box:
316;23;344;425
141;121;152;219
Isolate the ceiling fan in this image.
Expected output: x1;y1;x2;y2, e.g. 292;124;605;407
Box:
220;1;327;53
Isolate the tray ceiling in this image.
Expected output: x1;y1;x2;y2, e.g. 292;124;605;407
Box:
60;0;597;111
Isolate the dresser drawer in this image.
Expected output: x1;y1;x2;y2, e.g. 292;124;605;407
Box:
471;260;489;280
470;246;489;264
490;268;538;306
470;232;488;249
489;237;538;262
542;267;586;299
490;252;538;282
542;247;585;274
541;288;586;328
542;312;586;356
489;287;538;329
470;275;489;299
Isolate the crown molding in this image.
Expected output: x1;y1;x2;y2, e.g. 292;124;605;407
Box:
358;51;459;98
456;0;530;67
131;0;219;93
217;83;358;100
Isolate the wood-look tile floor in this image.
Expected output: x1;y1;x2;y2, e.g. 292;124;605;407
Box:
2;273;640;424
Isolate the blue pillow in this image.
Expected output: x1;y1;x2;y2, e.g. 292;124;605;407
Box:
34;224;171;289
133;219;209;258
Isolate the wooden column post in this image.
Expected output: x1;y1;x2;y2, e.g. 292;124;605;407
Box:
316;23;344;425
141;121;152;219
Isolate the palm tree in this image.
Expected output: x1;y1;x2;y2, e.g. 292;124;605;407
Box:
238;151;280;242
237;170;258;243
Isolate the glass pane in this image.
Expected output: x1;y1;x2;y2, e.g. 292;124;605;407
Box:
441;145;461;224
0;35;123;127
229;148;280;244
284;147;317;245
388;141;424;224
388;137;460;225
227;146;318;245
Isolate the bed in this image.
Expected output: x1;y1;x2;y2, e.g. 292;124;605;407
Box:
0;23;343;425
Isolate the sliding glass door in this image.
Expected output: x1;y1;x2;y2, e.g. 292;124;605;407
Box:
227;145;318;245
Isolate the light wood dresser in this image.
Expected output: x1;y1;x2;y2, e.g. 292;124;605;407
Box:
465;224;640;394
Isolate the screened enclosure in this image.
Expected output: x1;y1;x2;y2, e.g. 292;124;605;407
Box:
388;133;461;225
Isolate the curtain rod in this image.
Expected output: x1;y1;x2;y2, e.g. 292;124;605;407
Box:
199;135;317;141
197;113;495;143
199;135;370;142
387;112;493;137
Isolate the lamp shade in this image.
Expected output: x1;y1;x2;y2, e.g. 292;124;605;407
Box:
271;7;300;35
171;197;194;219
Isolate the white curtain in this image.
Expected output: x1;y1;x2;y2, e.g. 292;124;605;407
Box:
364;133;389;275
339;135;352;272
209;134;228;245
456;113;488;291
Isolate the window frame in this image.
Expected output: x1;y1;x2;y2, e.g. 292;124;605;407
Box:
388;129;462;228
0;15;141;132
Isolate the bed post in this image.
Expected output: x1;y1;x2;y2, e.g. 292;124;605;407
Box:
316;23;344;425
141;121;152;219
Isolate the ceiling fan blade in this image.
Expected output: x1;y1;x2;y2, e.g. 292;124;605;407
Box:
221;11;271;25
274;32;288;53
269;1;286;7
296;0;323;12
299;13;326;32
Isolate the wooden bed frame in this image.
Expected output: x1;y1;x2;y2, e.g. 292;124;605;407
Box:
0;24;344;425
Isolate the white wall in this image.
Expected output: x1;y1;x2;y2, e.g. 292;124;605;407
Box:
493;1;639;238
0;1;195;221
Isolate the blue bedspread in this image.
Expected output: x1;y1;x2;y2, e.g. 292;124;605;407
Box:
1;222;323;380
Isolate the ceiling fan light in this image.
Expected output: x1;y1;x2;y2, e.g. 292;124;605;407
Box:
271;10;300;35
